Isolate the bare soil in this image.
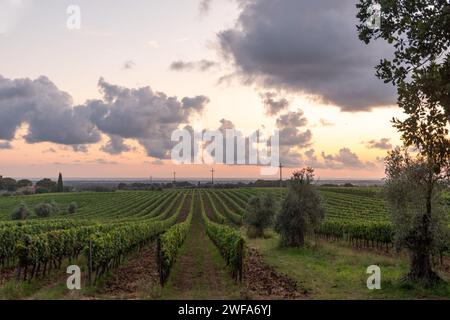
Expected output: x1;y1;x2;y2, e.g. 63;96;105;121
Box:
243;247;302;299
101;244;159;299
201;193;218;223
176;194;192;223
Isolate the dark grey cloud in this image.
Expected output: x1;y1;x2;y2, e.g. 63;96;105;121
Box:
101;135;132;155
219;118;235;132
170;61;194;71
276;109;313;166
218;0;396;111
0;75;101;145
302;148;375;170
88;78;208;159
0;75;208;159
365;138;392;150
182;96;210;112
321;148;375;169
0;141;12;149
276;110;308;129
72;144;88;153
260;92;289;116
170;59;218;72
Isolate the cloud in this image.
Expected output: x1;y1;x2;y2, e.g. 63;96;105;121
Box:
217;0;396;111
122;60;136;70
72;144;88;153
319;118;335;127
151;159;164;165
0;75;101;146
92;158;118;165
0;75;208;159
301;148;375;170
199;0;213;14
365;138;393;150
218;118;235;132
0;141;12;149
182;96;210;112
42;148;56;153
320;148;375;169
276;109;313;166
101;135;132;155
260;92;289;116
170;60;218;72
88;78;208;159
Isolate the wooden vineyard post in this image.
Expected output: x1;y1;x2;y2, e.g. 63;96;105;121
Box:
88;239;93;286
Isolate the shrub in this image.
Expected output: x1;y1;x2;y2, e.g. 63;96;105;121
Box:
243;193;276;238
11;202;31;220
34;203;55;218
68;202;78;214
49;200;59;214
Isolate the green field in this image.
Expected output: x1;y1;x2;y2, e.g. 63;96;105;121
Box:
0;187;448;299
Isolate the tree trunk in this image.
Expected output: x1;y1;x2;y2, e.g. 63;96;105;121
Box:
289;230;304;247
407;249;439;283
407;178;440;284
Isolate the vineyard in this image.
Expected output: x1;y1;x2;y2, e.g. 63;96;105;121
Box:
0;186;448;299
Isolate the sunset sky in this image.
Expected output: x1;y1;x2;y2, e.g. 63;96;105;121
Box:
0;0;404;180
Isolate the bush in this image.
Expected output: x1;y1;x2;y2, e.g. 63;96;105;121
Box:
49;200;59;214
243;193;276;238
11;202;31;220
68;202;78;214
34;203;55;218
275;168;325;247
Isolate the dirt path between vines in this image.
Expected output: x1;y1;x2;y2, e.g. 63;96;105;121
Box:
161;203;241;300
100;244;160;299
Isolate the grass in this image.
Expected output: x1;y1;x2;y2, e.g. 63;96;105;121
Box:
247;232;450;299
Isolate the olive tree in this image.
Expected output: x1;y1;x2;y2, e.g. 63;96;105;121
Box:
275;168;325;247
385;148;449;283
357;0;450;283
244;193;276;238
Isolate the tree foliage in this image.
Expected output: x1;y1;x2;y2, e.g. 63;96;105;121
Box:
68;202;78;214
17;179;32;189
57;173;64;193
357;0;450;283
11;202;31;220
275;168;325;247
357;0;450;120
385;149;449;282
34;203;56;218
0;177;17;192
244;193;276;238
35;178;57;193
